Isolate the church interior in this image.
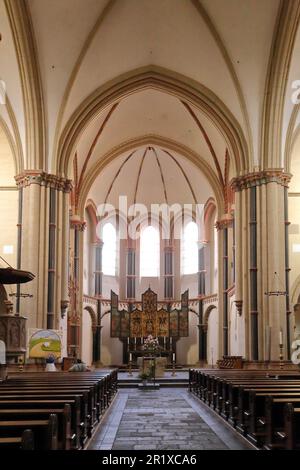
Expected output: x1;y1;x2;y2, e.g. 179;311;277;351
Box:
1;0;300;453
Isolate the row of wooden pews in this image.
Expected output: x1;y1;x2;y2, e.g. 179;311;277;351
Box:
0;369;117;450
189;368;300;450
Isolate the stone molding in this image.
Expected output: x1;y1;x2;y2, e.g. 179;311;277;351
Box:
15;170;73;192
230;169;292;192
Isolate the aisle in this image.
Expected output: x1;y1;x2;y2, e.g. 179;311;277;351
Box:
88;388;252;450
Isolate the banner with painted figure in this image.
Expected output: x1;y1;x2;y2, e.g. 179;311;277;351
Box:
130;310;143;337
111;290;121;337
28;329;62;359
169;309;179;337
157;309;169;336
179;290;189;337
120;310;130;338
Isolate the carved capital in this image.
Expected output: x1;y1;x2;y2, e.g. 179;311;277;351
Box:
70;216;86;231
230;169;292;192
235;300;243;316
15;170;73;193
215;214;234;231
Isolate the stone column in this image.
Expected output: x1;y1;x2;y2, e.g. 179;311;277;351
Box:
126;238;136;301
231;170;291;362
68;216;86;357
197;241;207;362
93;240;103;366
15;171;72;332
216;217;233;357
163;241;174;300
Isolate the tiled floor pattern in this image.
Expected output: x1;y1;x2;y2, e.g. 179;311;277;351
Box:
88;388;252;451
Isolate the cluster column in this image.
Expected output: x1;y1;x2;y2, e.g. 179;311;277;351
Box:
231;170;291;361
15;171;72;332
93;239;103;365
197;241;207;362
163;241;174;300
68;216;86;357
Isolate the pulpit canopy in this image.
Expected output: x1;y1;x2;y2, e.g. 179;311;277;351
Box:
0;268;35;284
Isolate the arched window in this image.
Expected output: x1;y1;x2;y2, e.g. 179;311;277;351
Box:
182;221;198;274
102;223;117;275
140;226;160;277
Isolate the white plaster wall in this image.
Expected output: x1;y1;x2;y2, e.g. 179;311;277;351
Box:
101;310;123;365
207;308;219;365
228;296;245;357
81;310;93;366
176;311;198;365
102;275;119;299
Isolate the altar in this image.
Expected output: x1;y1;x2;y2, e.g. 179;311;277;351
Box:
137;356;167;378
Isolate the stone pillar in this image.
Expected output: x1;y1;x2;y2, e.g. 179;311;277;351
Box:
231;170;291;362
68;216;86;357
93;240;103;366
126;238;136;301
94;240;103;298
163;241;174;300
15;171;72;332
216;217;232;357
197;241;207;362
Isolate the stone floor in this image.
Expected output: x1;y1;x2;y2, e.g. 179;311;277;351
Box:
88;388;253;451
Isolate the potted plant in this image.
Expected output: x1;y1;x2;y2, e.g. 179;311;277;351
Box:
139;371;150;385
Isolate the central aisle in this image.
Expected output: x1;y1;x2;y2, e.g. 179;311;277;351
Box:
88;388;252;451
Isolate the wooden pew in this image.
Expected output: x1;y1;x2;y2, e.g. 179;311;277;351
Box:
0;414;58;450
0;404;71;450
0;369;118;450
0;429;34;450
0;397;81;449
283;403;300;450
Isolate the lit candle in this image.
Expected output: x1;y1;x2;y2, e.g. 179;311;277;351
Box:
279;331;283;346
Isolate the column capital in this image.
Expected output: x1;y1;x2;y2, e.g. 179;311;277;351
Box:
230;169;292;192
15;170;73;192
92;239;103;247
70;215;86;231
215;214;234;231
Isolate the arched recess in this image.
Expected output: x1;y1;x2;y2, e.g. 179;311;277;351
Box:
81;306;97;366
0;122;19;273
203;304;218;365
56;67;249;178
78;135;224;219
290;276;300;340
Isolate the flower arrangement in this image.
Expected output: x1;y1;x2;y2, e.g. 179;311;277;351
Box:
142;335;160;352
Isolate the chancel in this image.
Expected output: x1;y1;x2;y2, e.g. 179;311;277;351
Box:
1;0;300;452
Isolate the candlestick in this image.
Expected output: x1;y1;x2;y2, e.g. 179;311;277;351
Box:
134;337;136;347
172;352;176;376
279;330;283;346
279;343;284;370
127;337;130;345
128;353;133;376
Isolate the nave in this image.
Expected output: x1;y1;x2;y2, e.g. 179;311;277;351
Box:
88;388;251;451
